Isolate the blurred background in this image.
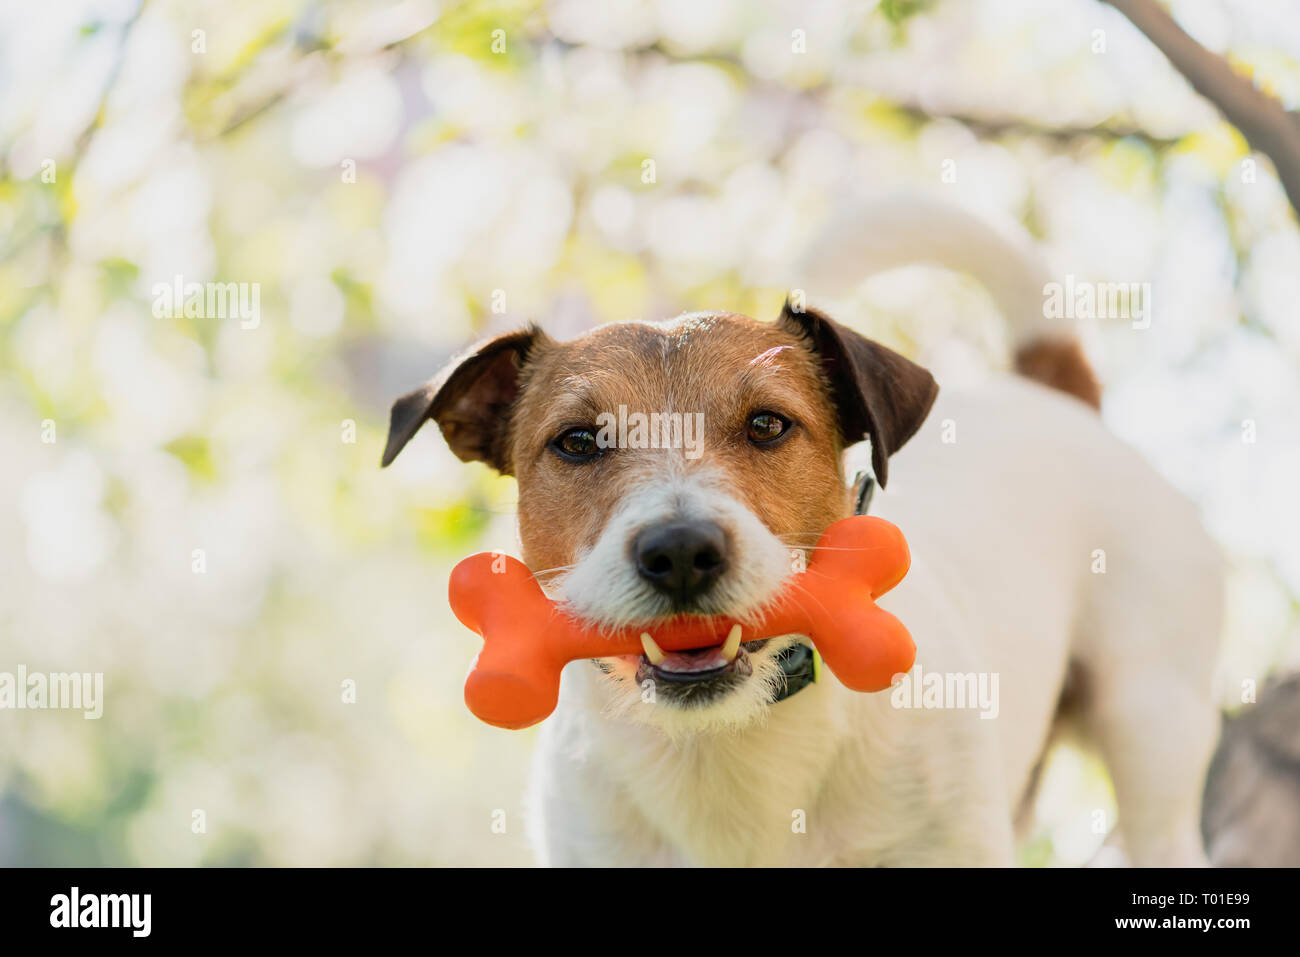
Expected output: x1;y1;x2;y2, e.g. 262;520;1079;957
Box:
1;0;1297;866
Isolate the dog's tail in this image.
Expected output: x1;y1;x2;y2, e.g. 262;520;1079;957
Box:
799;193;1101;409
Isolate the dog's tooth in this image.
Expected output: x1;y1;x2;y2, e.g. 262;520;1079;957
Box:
721;624;742;661
640;632;666;665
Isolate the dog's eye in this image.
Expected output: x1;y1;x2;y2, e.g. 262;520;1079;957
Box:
747;412;788;444
552;427;600;460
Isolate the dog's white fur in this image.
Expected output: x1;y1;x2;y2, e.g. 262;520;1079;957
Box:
525;199;1224;867
561;469;792;632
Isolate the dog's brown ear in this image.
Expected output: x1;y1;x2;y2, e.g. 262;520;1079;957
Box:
381;325;550;473
779;301;937;487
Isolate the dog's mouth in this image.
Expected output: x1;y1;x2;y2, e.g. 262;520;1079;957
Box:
602;623;808;707
637;631;772;685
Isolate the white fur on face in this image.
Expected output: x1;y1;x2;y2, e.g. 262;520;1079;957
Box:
557;468;792;629
553;468;802;732
598;632;813;738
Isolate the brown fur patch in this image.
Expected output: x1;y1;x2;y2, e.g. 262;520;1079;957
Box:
1013;336;1102;410
507;313;852;575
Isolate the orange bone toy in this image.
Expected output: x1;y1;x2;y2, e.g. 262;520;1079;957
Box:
449;515;916;729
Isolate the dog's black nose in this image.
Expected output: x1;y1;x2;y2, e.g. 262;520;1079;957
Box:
634;521;728;604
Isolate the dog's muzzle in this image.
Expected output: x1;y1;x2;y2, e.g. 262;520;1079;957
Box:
632;520;729;609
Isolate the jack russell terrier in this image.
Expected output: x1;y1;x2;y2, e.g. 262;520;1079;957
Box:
382;197;1223;867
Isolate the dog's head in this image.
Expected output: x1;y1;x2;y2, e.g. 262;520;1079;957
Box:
384;305;936;732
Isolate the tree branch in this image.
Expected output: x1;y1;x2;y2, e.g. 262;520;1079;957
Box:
893;102;1182;148
1102;0;1300;217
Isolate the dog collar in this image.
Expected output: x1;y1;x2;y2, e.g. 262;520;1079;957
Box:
772;641;821;702
851;469;876;517
771;471;874;705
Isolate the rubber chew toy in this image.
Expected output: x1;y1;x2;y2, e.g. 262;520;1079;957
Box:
449;515;915;729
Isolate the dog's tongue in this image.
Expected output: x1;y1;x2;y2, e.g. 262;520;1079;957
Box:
655;647;731;674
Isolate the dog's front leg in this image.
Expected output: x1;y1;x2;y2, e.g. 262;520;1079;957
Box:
526;709;682;867
827;807;1017;867
922;769;1018;867
932;812;1017;867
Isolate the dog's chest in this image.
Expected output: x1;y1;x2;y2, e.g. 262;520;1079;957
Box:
587;693;882;866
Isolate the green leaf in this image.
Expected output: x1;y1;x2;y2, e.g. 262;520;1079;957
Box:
163;435;219;484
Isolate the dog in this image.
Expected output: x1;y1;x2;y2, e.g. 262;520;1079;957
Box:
382;197;1224;866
